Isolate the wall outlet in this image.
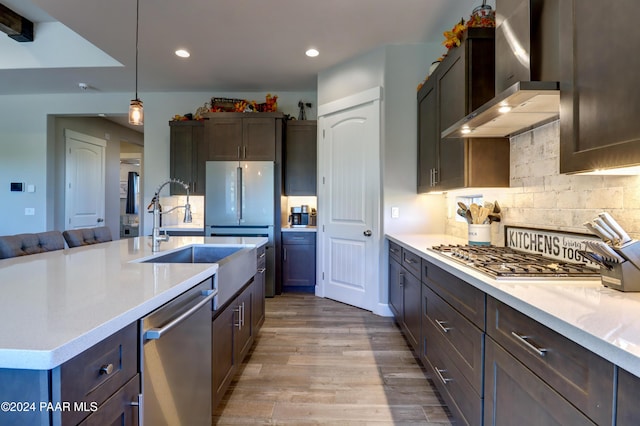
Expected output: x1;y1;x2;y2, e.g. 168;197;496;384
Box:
25;207;35;216
391;206;400;219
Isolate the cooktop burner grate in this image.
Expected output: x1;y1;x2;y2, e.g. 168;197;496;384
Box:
430;244;599;280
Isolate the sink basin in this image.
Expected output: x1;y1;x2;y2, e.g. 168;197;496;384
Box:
140;246;244;264
138;245;257;309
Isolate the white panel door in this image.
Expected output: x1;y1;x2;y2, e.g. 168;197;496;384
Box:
318;90;380;311
65;129;106;230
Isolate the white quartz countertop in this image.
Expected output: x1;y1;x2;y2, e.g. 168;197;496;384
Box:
281;226;317;232
387;233;640;378
0;236;267;370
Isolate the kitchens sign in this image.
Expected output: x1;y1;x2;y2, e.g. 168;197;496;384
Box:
505;226;601;264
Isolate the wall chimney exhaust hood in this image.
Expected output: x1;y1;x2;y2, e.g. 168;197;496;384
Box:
443;0;560;139
441;81;559;138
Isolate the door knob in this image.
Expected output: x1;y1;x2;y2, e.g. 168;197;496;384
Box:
97;218;104;223
363;230;372;237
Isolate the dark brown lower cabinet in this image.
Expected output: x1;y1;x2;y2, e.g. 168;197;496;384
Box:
617;367;640;425
401;266;421;352
282;232;316;292
212;275;263;410
484;337;595;426
388;246;420;354
253;245;266;330
77;375;140;426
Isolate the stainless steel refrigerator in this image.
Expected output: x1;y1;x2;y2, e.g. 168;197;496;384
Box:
205;161;275;296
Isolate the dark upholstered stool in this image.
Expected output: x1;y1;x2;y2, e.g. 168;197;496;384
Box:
63;226;113;248
0;231;65;259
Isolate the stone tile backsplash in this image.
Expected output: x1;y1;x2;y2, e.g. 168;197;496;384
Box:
445;120;640;245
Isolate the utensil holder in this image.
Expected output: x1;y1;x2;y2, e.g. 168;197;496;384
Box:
468;224;491;246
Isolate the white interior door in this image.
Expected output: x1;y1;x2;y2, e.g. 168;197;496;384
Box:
318;88;381;311
65;129;106;230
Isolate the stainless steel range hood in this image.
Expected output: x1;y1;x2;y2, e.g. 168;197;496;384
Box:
442;81;559;138
443;0;560;139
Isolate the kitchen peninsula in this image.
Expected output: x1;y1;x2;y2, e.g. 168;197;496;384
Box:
0;235;266;425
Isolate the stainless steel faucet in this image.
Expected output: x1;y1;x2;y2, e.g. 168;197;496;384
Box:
150;179;192;252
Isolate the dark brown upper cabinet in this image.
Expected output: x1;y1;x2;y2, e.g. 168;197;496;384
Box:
204;112;281;161
418;28;510;193
559;0;640;173
284;120;317;196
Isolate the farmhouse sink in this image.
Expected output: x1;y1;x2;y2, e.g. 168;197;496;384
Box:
141;245;245;264
137;245;257;308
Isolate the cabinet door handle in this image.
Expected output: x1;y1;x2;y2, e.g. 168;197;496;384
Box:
511;331;547;357
257;268;266;273
434;367;453;385
99;363;114;375
435;319;451;333
399;272;404;287
237;146;241;159
235;305;242;330
130;394;143;426
283;248;287;261
243;146;247;159
433;168;438;185
241;302;245;327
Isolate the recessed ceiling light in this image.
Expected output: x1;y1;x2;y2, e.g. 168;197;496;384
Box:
175;49;190;58
305;48;319;58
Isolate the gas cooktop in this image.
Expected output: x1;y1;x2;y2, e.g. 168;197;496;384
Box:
430;244;600;280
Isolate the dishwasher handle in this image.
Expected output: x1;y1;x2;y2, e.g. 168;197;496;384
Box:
145;289;217;340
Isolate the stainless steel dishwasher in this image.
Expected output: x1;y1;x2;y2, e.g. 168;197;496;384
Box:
141;278;216;426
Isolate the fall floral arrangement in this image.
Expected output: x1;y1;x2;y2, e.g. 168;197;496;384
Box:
171;93;279;121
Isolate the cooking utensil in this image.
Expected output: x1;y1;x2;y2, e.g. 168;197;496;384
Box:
593;218;620;244
483;201;494;214
457;202;468;212
469;203;480;224
493;200;501;214
488;213;501;223
457;208;467;219
586;240;625;263
465;209;473;224
477;207;490;224
598;212;632;245
584;221;615;243
577;250;611;270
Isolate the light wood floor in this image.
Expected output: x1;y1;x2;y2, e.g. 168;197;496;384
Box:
213;293;453;425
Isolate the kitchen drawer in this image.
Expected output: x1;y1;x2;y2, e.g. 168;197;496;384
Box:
424;284;483;394
77;374;140;426
485;337;595;426
487;297;613;426
424;313;482;426
401;248;421;279
60;322;138;425
282;232;315;245
422;259;485;329
388;240;401;263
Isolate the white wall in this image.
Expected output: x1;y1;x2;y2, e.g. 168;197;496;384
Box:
0;91;315;236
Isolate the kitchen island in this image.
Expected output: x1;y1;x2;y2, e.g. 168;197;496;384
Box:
0;235;266;425
388;233;640;425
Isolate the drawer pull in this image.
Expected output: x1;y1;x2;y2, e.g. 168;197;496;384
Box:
404;257;417;264
511;331;547;357
258;252;266;259
435;319;451;333
390;248;399;254
434;367;453;385
257;268;266;273
99;363;114;375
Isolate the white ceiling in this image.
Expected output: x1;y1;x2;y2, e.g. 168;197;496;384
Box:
1;0;485;96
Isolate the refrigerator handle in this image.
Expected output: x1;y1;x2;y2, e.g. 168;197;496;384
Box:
237;166;243;222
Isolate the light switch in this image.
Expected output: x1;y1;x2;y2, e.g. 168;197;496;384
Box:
27;184;35;193
25;208;35;216
391;207;400;218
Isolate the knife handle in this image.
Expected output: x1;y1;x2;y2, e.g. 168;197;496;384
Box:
598;212;632;244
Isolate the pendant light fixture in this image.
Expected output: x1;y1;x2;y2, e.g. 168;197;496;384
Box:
128;0;143;125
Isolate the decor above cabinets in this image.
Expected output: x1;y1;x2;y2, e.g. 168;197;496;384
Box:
417;28;510;193
559;0;640;174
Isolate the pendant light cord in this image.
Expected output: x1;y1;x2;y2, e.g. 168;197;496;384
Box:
135;0;139;99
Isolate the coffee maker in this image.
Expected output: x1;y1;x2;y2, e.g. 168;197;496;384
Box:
289;205;313;227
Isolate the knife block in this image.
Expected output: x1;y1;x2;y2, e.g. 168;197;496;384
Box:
601;241;640;292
